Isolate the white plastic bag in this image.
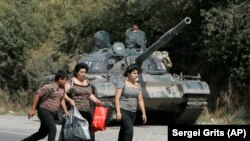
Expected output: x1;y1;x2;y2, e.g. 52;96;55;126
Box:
64;107;91;141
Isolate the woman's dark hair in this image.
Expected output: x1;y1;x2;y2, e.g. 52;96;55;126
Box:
123;64;141;77
73;62;89;77
55;70;68;81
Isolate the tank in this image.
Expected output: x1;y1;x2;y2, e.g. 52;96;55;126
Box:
43;17;210;124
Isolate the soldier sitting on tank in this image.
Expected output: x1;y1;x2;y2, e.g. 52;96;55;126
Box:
125;24;147;50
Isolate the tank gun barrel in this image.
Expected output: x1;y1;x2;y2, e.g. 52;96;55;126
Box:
135;17;191;65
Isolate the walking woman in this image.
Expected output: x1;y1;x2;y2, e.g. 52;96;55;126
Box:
59;62;102;141
115;64;147;141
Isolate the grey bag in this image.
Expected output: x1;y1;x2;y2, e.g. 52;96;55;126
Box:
64;107;91;141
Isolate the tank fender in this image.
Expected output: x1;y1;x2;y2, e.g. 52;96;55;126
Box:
91;82;116;98
177;80;210;95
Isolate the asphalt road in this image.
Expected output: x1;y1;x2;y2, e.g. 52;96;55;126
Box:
0;114;168;141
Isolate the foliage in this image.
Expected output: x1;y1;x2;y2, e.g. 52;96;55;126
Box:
201;1;249;81
197;90;249;124
200;0;249;113
0;0;50;94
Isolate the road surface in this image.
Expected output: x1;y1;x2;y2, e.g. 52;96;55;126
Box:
0;114;168;141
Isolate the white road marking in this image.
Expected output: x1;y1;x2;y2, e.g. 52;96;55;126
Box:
0;130;48;141
0;130;29;136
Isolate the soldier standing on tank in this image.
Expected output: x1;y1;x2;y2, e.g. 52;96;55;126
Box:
125;24;147;50
115;64;147;141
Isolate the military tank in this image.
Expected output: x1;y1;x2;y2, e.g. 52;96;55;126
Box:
76;17;210;124
42;17;210;124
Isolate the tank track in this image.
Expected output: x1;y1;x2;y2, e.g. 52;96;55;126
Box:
176;96;207;124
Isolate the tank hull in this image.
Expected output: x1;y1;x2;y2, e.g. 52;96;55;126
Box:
89;73;209;124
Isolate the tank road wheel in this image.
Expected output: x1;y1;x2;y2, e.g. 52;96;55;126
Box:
175;96;207;124
98;99;118;126
106;108;117;125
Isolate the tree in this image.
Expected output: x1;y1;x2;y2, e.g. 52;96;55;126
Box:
201;0;249;111
201;0;249;82
0;0;49;94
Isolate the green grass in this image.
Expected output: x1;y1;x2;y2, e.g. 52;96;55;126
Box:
197;107;250;125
